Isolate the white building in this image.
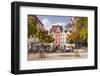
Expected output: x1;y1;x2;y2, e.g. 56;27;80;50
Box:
61;28;67;48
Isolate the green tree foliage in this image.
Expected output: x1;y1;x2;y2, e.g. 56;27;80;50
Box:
28;16;37;37
37;30;54;44
67;17;88;47
28;15;54;57
75;17;88;45
28;15;54;44
67;31;80;44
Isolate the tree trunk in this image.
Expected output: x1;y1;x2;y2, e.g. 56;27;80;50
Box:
75;42;80;57
39;44;46;58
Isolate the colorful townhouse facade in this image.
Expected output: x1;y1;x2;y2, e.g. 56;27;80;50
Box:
50;25;67;49
50;17;77;50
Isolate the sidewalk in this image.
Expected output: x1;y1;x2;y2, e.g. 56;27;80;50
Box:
28;50;88;61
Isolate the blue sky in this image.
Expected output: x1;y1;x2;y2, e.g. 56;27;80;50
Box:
37;15;71;30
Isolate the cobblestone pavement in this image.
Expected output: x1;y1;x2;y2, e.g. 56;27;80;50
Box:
28;49;88;61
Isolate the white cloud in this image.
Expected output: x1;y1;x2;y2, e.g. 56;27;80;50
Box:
41;18;51;31
52;22;66;26
41;18;66;31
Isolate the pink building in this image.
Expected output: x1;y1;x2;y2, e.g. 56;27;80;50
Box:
55;26;61;47
50;25;63;48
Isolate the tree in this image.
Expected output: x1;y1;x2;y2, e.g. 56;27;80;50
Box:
37;30;54;58
67;17;88;46
28;15;54;57
28;16;37;37
67;31;81;56
67;31;80;43
75;17;88;46
67;17;88;56
37;30;54;44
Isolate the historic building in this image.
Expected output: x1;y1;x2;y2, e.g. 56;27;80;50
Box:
50;25;64;48
28;16;77;53
49;17;77;49
60;28;67;49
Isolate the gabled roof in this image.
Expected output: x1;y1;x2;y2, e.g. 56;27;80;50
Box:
65;23;72;28
50;25;63;33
